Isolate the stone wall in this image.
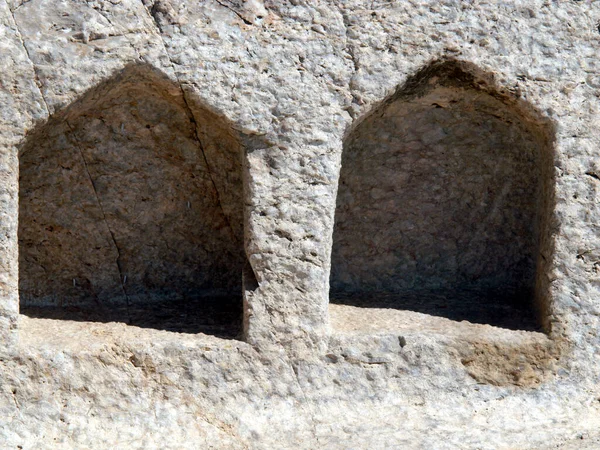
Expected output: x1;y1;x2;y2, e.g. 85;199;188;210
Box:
1;0;600;448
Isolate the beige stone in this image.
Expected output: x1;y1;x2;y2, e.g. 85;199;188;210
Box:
1;0;599;448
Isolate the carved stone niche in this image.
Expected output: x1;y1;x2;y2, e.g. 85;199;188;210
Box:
330;60;556;335
18;64;247;339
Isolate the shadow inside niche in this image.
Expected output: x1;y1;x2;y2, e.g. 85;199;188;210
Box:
330;59;555;333
330;290;540;331
21;295;243;338
18;63;245;339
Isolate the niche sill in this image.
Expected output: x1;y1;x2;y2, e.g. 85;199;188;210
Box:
329;303;556;387
20;294;242;341
17;314;245;357
329;302;546;340
330;289;540;332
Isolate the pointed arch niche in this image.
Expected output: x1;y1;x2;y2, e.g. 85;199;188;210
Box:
330;60;555;332
19;64;245;338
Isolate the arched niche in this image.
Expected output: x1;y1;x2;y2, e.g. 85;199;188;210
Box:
330;60;555;331
19;64;245;338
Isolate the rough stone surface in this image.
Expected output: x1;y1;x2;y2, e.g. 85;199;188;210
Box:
19;66;245;333
331;62;554;331
0;0;599;448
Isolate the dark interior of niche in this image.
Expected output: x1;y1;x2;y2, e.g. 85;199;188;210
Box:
18;64;244;338
330;60;555;332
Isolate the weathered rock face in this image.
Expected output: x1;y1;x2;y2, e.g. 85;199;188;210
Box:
1;0;600;448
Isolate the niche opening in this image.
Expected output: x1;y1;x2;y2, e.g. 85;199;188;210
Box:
19;65;245;338
330;60;555;332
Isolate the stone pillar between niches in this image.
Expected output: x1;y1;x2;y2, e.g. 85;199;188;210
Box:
0;142;19;355
242;142;334;352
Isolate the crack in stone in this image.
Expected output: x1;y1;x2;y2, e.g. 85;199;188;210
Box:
6;1;50;116
9;387;20;413
213;0;252;25
180;89;243;248
9;0;33;13
148;2;162;29
139;0;169;53
139;0;241;247
71;2;243;296
87;4;145;65
340;12;359;74
585;171;600;182
339;7;361;117
145;0;169;32
65;120;132;323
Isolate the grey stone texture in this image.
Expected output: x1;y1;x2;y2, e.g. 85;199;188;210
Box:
0;0;600;448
